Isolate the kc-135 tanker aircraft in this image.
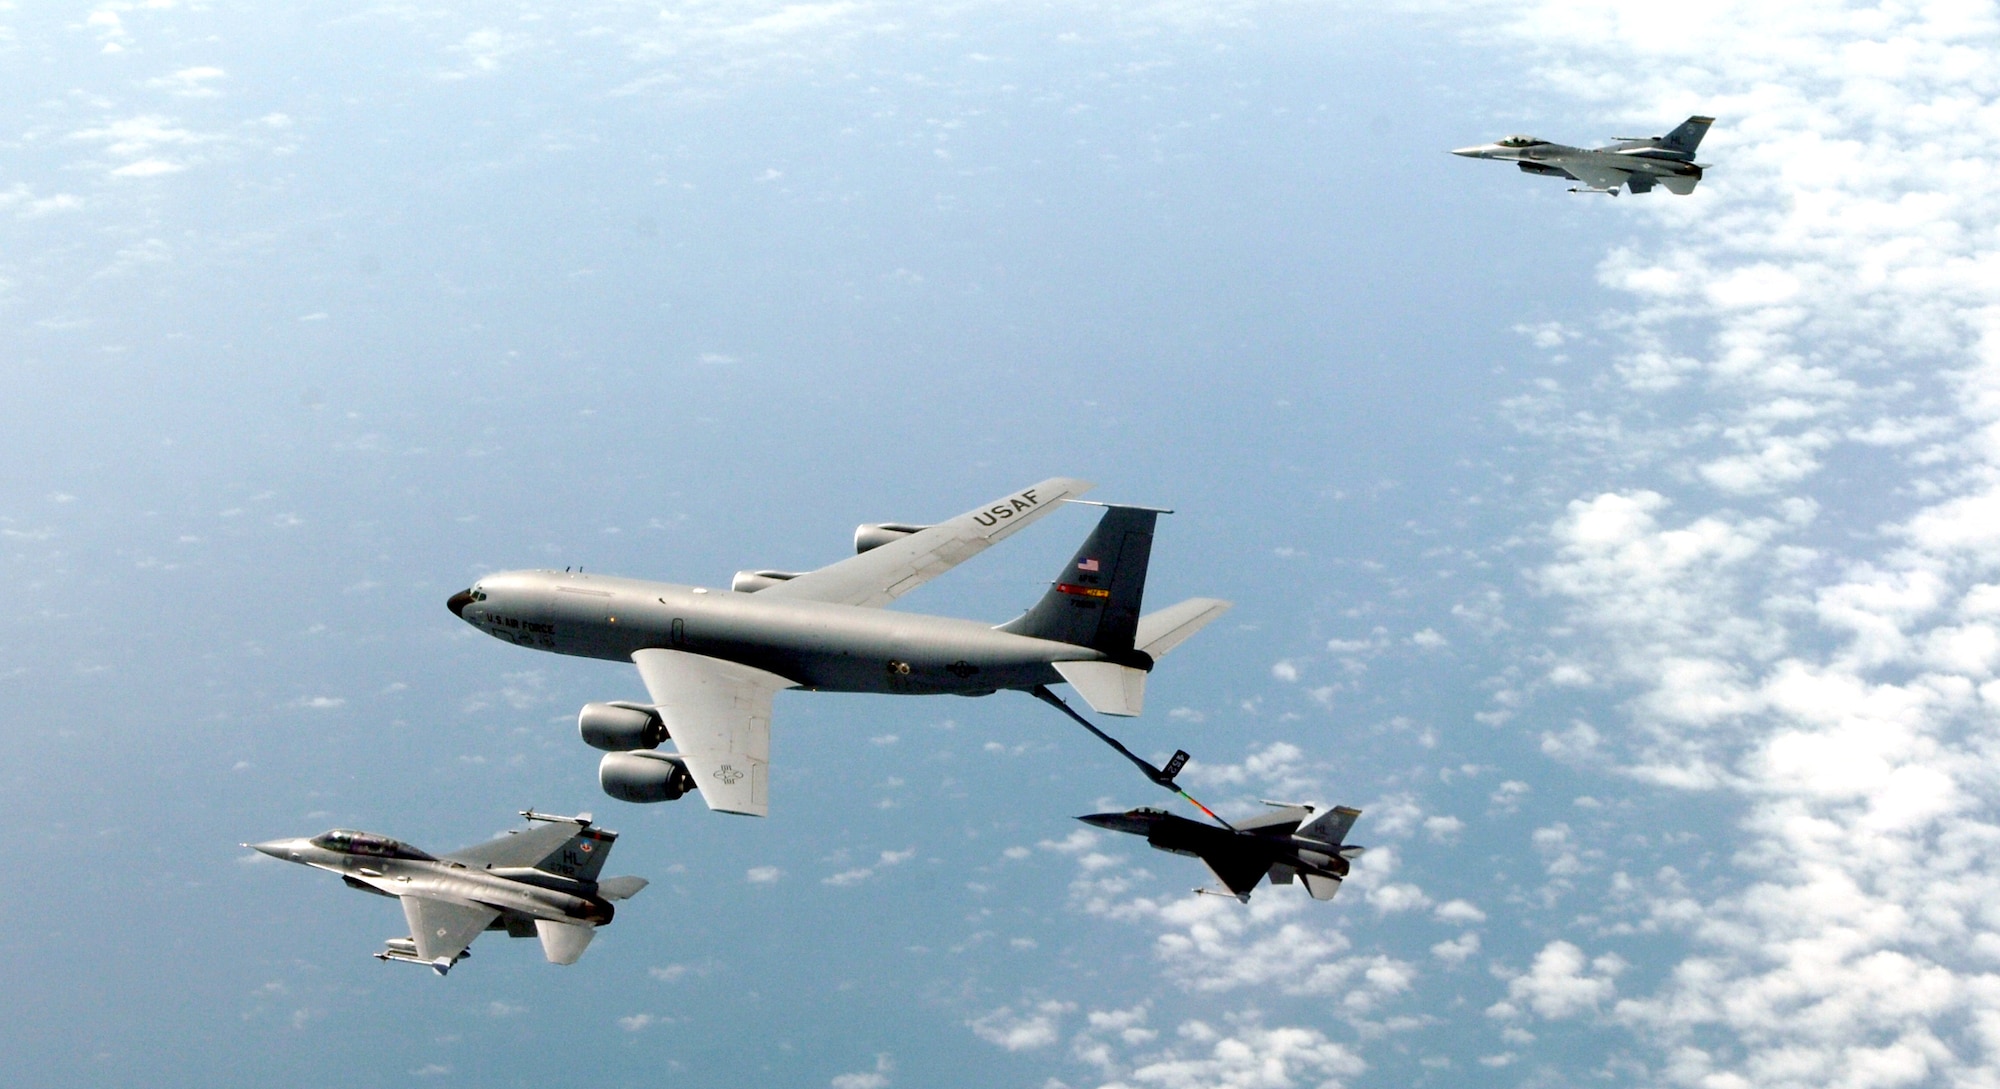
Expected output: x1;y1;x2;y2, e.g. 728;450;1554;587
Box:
447;478;1231;817
1452;115;1714;196
248;811;646;975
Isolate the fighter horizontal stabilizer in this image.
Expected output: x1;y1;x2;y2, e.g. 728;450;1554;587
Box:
536;919;596;965
1301;873;1344;901
1134;598;1232;661
597;875;648;900
1053;660;1147;717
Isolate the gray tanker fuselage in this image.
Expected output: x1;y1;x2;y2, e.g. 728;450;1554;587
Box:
462;569;1103;695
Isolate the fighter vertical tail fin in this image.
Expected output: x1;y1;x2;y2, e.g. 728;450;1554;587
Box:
1000;505;1158;657
1661;115;1714;157
529;825;616;883
1297;805;1362;846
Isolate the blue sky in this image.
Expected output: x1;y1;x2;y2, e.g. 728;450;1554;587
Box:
5;2;1998;1087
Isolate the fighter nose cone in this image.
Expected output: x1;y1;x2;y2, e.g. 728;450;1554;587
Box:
248;839;297;860
447;589;474;617
1077;811;1153;835
1450;146;1486;157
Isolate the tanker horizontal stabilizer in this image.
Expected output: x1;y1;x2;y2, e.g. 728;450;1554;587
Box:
1053;660;1147;717
1135;598;1232;660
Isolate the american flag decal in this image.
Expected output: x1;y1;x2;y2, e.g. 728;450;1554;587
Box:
1077;558;1100;572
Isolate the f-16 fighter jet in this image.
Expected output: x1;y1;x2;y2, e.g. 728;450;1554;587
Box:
248;810;646;975
1452;115;1714;195
1080;802;1365;902
447;479;1230;817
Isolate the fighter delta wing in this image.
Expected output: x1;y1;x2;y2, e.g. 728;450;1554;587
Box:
447;478;1233;817
401;897;498;964
249;810;645;975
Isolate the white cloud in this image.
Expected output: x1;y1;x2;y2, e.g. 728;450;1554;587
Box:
745;865;782;884
1175;742;1321;798
1431;932;1480;967
968;1001;1073;1051
1486;0;2000;1082
146;66;227;98
1491;941;1625;1021
830;1053;892;1089
1433;899;1487;925
1095;1016;1366;1089
441;28;529;79
69;114;219;178
1365;882;1431;916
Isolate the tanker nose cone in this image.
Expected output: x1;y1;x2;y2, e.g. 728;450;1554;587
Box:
447;589;474;617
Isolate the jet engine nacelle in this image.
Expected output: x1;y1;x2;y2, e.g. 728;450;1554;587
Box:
853;523;931;554
579;702;666;752
731;569;801;593
599;750;697;803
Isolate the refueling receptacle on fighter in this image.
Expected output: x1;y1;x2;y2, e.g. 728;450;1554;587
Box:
447;479;1231;817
